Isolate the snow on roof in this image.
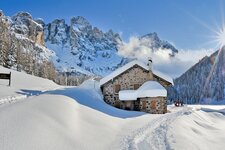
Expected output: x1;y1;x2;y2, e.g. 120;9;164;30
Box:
119;90;137;101
99;60;173;86
119;81;167;101
152;69;173;85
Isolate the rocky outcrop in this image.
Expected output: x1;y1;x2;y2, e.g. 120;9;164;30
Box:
11;12;45;46
0;10;55;79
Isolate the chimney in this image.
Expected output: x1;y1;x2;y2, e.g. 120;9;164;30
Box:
147;57;152;71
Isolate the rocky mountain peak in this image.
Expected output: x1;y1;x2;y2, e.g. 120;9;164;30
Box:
10;11;45;46
142;32;159;41
12;12;33;21
105;29;121;42
92;27;104;39
35;18;45;27
44;15;127;76
44;18;68;45
141;32;178;56
70;16;92;32
52;19;66;25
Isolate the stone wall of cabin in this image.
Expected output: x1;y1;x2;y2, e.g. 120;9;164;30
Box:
101;65;169;114
139;97;167;114
119;97;167;114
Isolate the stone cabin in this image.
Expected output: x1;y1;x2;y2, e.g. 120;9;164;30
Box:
99;59;173;114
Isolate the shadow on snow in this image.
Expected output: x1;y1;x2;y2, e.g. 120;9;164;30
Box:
17;87;146;119
201;107;225;115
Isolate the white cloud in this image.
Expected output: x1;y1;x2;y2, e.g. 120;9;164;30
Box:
117;36;215;78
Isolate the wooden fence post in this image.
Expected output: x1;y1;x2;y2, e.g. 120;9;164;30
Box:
9;72;11;86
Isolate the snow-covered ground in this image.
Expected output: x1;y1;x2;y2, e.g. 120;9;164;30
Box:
0;66;225;150
0;66;60;105
168;106;225;150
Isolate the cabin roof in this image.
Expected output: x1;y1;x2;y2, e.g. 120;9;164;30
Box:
119;81;167;101
99;60;173;86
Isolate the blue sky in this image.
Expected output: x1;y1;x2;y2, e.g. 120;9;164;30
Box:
0;0;224;50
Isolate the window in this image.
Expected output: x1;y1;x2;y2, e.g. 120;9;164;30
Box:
150;100;157;109
134;84;140;90
114;84;121;94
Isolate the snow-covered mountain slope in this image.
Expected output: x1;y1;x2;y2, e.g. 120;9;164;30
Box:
168;47;225;103
0;66;225;150
43;17;126;76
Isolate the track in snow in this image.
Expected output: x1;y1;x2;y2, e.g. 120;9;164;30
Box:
0;95;28;105
120;107;191;150
0;88;61;106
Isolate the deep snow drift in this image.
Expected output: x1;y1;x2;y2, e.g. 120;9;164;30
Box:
0;67;225;150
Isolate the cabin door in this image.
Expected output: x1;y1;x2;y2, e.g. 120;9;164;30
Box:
142;101;146;110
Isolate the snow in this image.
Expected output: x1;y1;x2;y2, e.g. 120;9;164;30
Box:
137;81;167;97
119;90;137;101
152;69;174;85
0;66;59;105
0;66;225;150
119;81;167;101
100;60;173;86
46;42;124;76
168;105;225;150
13;33;53;61
120;105;225;150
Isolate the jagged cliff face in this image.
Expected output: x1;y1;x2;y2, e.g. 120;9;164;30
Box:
11;12;45;46
44;16;127;76
168;47;225;103
0;11;54;77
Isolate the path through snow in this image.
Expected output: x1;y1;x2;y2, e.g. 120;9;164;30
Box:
121;107;191;150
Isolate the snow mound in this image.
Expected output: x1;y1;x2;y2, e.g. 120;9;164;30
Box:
167;106;225;150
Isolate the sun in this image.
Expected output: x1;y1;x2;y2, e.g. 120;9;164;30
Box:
215;25;225;48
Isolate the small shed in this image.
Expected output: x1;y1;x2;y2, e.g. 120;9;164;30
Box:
99;59;173;114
